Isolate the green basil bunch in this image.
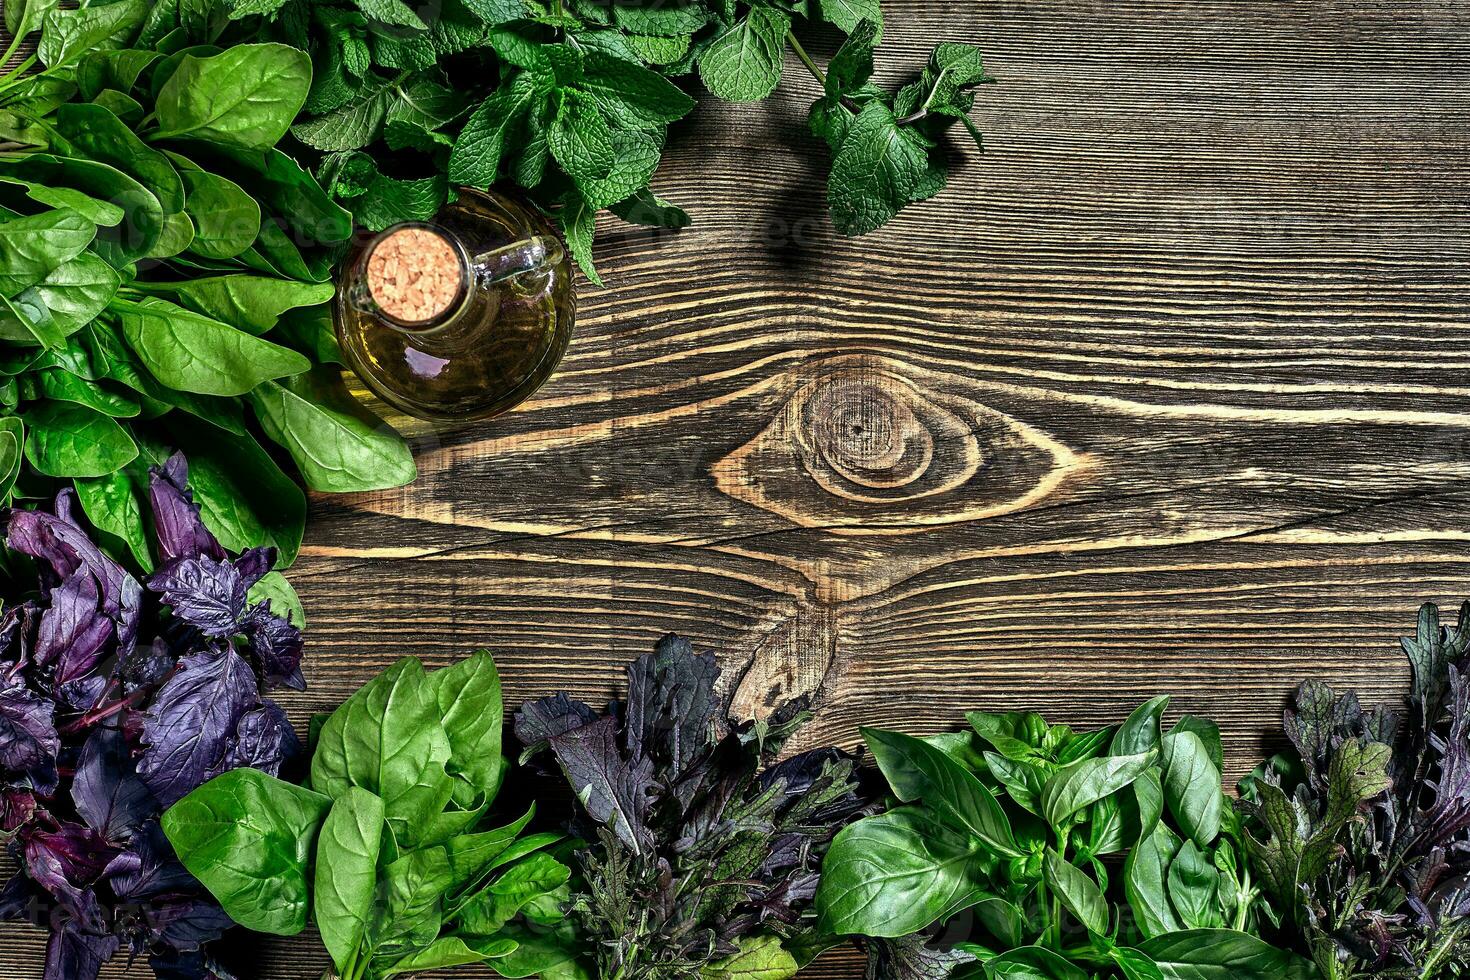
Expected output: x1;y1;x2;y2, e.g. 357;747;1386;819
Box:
0;0;413;572
164;653;586;980
816;699;1315;980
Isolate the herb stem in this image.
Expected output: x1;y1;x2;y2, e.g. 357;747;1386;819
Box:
785;31;827;90
0;54;39;94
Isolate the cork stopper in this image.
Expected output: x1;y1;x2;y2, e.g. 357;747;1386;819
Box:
366;226;464;325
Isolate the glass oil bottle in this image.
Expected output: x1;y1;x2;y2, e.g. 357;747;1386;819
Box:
333;187;576;421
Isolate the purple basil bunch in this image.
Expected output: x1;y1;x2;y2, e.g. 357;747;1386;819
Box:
0;454;304;980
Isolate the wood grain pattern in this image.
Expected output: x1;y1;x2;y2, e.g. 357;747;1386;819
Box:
5;0;1470;977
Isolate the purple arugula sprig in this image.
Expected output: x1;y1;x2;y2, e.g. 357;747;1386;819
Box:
0;453;303;980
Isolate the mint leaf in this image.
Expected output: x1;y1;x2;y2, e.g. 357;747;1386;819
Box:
354;0;427;29
449;73;541;186
581;51;696;129
548;88;615;184
827;101;927;235
610;188;690;229
818;0;883;36
460;0;523;24
575;129;662;209
291;82;392;151
826;19;878;97
624;32;693;67
612;2;708;36
353;174;449;232
558;193;603;287
698;8;790;103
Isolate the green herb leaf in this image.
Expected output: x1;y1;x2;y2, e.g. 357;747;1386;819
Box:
698;8;789;103
161;767;332;936
152;44;311;149
314;786;385;974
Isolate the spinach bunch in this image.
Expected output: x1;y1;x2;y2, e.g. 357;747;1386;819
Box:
163;652;584;980
0;0;414;569
1241;602;1470;979
817;700;1314;980
514;634;873;980
194;0;986;284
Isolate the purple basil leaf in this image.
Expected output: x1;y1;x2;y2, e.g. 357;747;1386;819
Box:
147;557;246;638
7;490;142;657
0;677;59;773
122;638;176;693
241;607;303;691
55;676;109;712
214;700;298;778
151;950;241;980
137;649;258;807
624;634;719;773
35;568;113;685
24;827;112;933
147;454;224;565
105;823;194;900
0;786;38;832
0;871;39;920
72;726;154;842
44;920;120;980
145;899;235;952
233;547;274;590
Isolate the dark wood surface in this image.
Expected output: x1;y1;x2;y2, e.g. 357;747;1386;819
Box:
6;1;1470;977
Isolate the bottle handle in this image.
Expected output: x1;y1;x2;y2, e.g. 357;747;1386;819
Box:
471;235;565;288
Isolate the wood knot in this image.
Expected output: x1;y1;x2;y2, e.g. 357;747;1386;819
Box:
714;355;1082;532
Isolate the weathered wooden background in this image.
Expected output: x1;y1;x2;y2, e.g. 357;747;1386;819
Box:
5;0;1470;976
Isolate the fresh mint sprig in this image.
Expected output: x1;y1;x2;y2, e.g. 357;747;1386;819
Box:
215;0;988;284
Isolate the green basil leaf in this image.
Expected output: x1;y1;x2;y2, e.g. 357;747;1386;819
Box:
1111;696;1171;757
1167;840;1222;930
1126;823;1184;939
1159;732;1223;847
247;570;305;627
816;806;986;938
863;727;1019;856
1138;929;1316;980
1040;750;1155;828
1043;848;1109;935
161;767;332;936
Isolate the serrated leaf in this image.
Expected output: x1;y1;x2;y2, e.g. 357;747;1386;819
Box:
698;8;789;103
827;101;927;235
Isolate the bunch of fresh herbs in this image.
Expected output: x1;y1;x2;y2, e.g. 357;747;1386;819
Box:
197;0;988;284
0;452;305;980
165;651;586;980
0;0;414;570
817;700;1314;979
1241;601;1470;979
514;633;873;979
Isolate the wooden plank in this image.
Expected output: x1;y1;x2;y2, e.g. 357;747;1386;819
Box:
4;0;1470;976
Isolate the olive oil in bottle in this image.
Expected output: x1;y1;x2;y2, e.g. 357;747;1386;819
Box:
333;188;576;421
